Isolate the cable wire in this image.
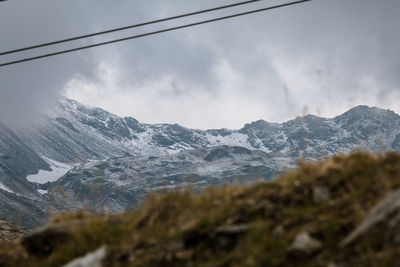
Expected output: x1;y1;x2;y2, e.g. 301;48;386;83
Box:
0;0;266;56
0;0;312;68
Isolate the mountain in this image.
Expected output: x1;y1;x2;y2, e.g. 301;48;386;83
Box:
0;97;399;227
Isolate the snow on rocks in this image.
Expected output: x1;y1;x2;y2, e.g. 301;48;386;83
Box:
0;183;14;194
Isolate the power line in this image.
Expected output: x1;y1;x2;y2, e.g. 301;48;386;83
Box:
0;0;312;68
0;0;266;56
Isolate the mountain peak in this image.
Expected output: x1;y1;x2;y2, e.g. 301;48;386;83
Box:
339;105;399;120
241;120;279;132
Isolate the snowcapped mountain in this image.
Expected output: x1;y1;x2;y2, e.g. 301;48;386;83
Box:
23;98;400;160
0;97;399;227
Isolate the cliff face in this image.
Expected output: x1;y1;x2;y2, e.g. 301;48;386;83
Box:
1;152;400;266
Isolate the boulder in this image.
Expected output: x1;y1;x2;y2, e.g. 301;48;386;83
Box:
214;224;251;235
272;225;285;238
313;186;331;203
288;232;322;255
21;224;73;256
212;224;251;250
341;188;400;247
0;219;29;242
174;249;194;261
64;246;106;267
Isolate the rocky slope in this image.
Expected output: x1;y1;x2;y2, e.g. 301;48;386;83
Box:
0;97;399;227
0;219;28;242
46;146;283;213
1;152;400;266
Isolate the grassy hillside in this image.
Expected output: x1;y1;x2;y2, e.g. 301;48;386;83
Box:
1;151;400;266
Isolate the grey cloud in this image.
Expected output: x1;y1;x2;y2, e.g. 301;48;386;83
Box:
0;0;99;123
1;0;399;127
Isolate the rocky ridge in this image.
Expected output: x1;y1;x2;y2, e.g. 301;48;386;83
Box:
0;219;29;242
0;98;399;227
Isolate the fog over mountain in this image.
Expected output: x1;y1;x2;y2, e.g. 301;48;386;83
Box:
1;0;399;128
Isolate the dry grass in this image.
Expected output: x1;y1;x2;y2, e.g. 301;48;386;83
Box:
1;151;400;266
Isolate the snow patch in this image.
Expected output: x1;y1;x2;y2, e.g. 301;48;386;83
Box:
26;157;73;184
206;132;250;148
0;182;13;194
38;189;48;195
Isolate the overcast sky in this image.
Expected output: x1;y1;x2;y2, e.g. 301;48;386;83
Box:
0;0;399;129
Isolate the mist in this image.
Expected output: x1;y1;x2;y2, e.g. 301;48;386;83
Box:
1;0;399;128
